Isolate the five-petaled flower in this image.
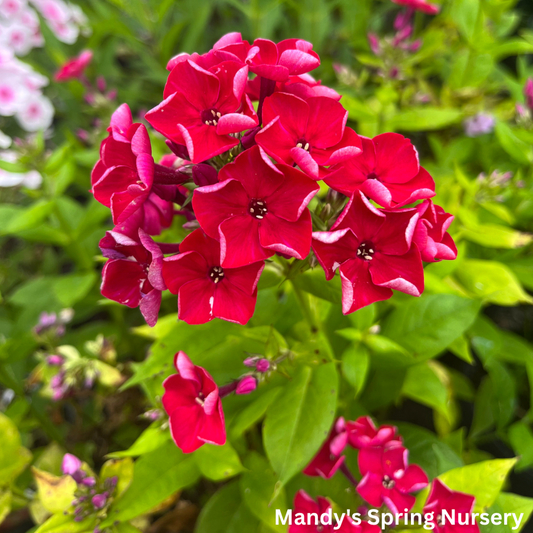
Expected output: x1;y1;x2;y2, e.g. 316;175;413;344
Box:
256;92;362;180
357;444;429;514
145;59;258;163
423;479;480;533
55;50;93;81
162;351;226;453
193;145;319;268
325;133;435;207
162;229;264;325
312;191;424;314
100;228;165;327
347;416;402;449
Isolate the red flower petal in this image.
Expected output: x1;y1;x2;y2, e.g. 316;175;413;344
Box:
101;259;145;308
168;406;204;453
213;281;258;325
373;132;419;184
178;277;217;324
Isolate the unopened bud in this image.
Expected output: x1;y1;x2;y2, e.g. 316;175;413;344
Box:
82;477;96;487
92;493;107;510
256;359;270;373
236;376;257;395
46;355;64;366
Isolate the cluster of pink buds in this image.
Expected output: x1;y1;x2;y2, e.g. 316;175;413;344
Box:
91;31;457;327
61;454;117;527
289;416;479;532
34;308;74;337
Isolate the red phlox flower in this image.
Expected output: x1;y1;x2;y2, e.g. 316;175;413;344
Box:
423;479;480;533
91;104;157;225
324;133;435;207
256;92;361;179
357;444;429;514
413;200;457;262
391;0;440;15
162;229;264;325
289;490;334;533
312;191;424;314
145;60;258;164
162;351;226;453
193;145;319;268
347;416;402;449
99;228;165;326
55;50;93;81
304;417;348;479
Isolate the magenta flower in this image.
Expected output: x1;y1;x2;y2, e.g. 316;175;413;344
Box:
193;145;319;268
357;445;428;514
312;192;424;314
91;104;157;225
55;50;93;82
236;376;257;395
303;417;348;479
145;60;258;163
91;493;108;510
99;229;165;327
391;0;440;15
256;92;361;180
347;416;401;449
289;490;333;533
413;200;457;262
61;453;82;476
162;229;264;325
324;133;435;207
162;351;225;453
423;480;480;533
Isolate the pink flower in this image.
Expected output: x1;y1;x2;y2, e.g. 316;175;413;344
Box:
236;375;257;395
368;33;381;55
162;351;226;453
15;93;53;131
524;78;533;111
145;60;258;163
99;229;165;327
61;453;82;476
413;200;457;262
423;480;480;533
303;417;348;479
256;92;361;180
289;490;333;533
193;145;319;268
91;493;107;510
357;445;428;514
162;229;264;325
55;49;92;81
246;38;320;82
347;416;401;449
312;191;424;313
325;133;435;208
391;0;440;15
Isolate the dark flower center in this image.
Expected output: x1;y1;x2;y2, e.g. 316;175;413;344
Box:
201;108;221;126
368;172;378;180
195;391;205;406
357;242;375;261
249;198;268;219
437;514;444;527
295;139;310;151
209;266;225;284
382;475;396;489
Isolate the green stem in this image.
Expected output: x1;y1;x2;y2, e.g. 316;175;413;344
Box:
291;281;318;332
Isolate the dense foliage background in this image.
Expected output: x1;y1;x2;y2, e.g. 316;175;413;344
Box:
3;0;533;531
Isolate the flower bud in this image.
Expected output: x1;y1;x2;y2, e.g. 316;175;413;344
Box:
46;355;64;366
62;453;82;476
256;359;270;373
367;33;380;55
236;376;257;395
92;493;108;510
82;477;96;487
96;76;106;92
243;357;258;368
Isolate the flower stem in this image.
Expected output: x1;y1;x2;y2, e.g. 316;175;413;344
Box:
339;462;358;486
291;281;318;332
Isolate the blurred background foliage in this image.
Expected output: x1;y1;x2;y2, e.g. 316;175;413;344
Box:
4;0;533;532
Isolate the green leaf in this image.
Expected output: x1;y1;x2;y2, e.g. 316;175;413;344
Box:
387;107;463;132
106;427;170;459
381;294;481;360
196;482;259;533
263;363;338;488
0;490;11;526
484;493;533;532
450;0;480;42
363;334;414;367
495;122;533;165
439;459;518;511
240;453;287;532
0;413;31;486
341;344;369;396
32;468;77;514
509;422;533;471
292;268;342;304
34;513;96;533
194;442;243;481
100;458;134;497
455;260;532;306
449;335;474;364
53;273;97;307
230;387;281;439
462;224;531;249
402;361;452;422
102;441;200;524
0;200;54;235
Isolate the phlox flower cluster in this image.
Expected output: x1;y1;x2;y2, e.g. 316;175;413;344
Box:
91;32;457;328
289;416;479;533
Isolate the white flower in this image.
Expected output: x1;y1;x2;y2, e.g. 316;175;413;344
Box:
0;150;42;189
0;19;34;56
0;0;28;20
0;130;11;148
15;93;54;131
0;71;31;115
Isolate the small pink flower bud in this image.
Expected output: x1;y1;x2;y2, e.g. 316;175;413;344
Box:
256;359;270;373
243;357;258;368
236;376;257;395
82;477;96;487
516;103;527;117
92;493;107;510
96;76;106;92
62;453;82;476
368;33;380;55
409;39;422;52
106;89;117;101
76;129;89;142
46;355;64;366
